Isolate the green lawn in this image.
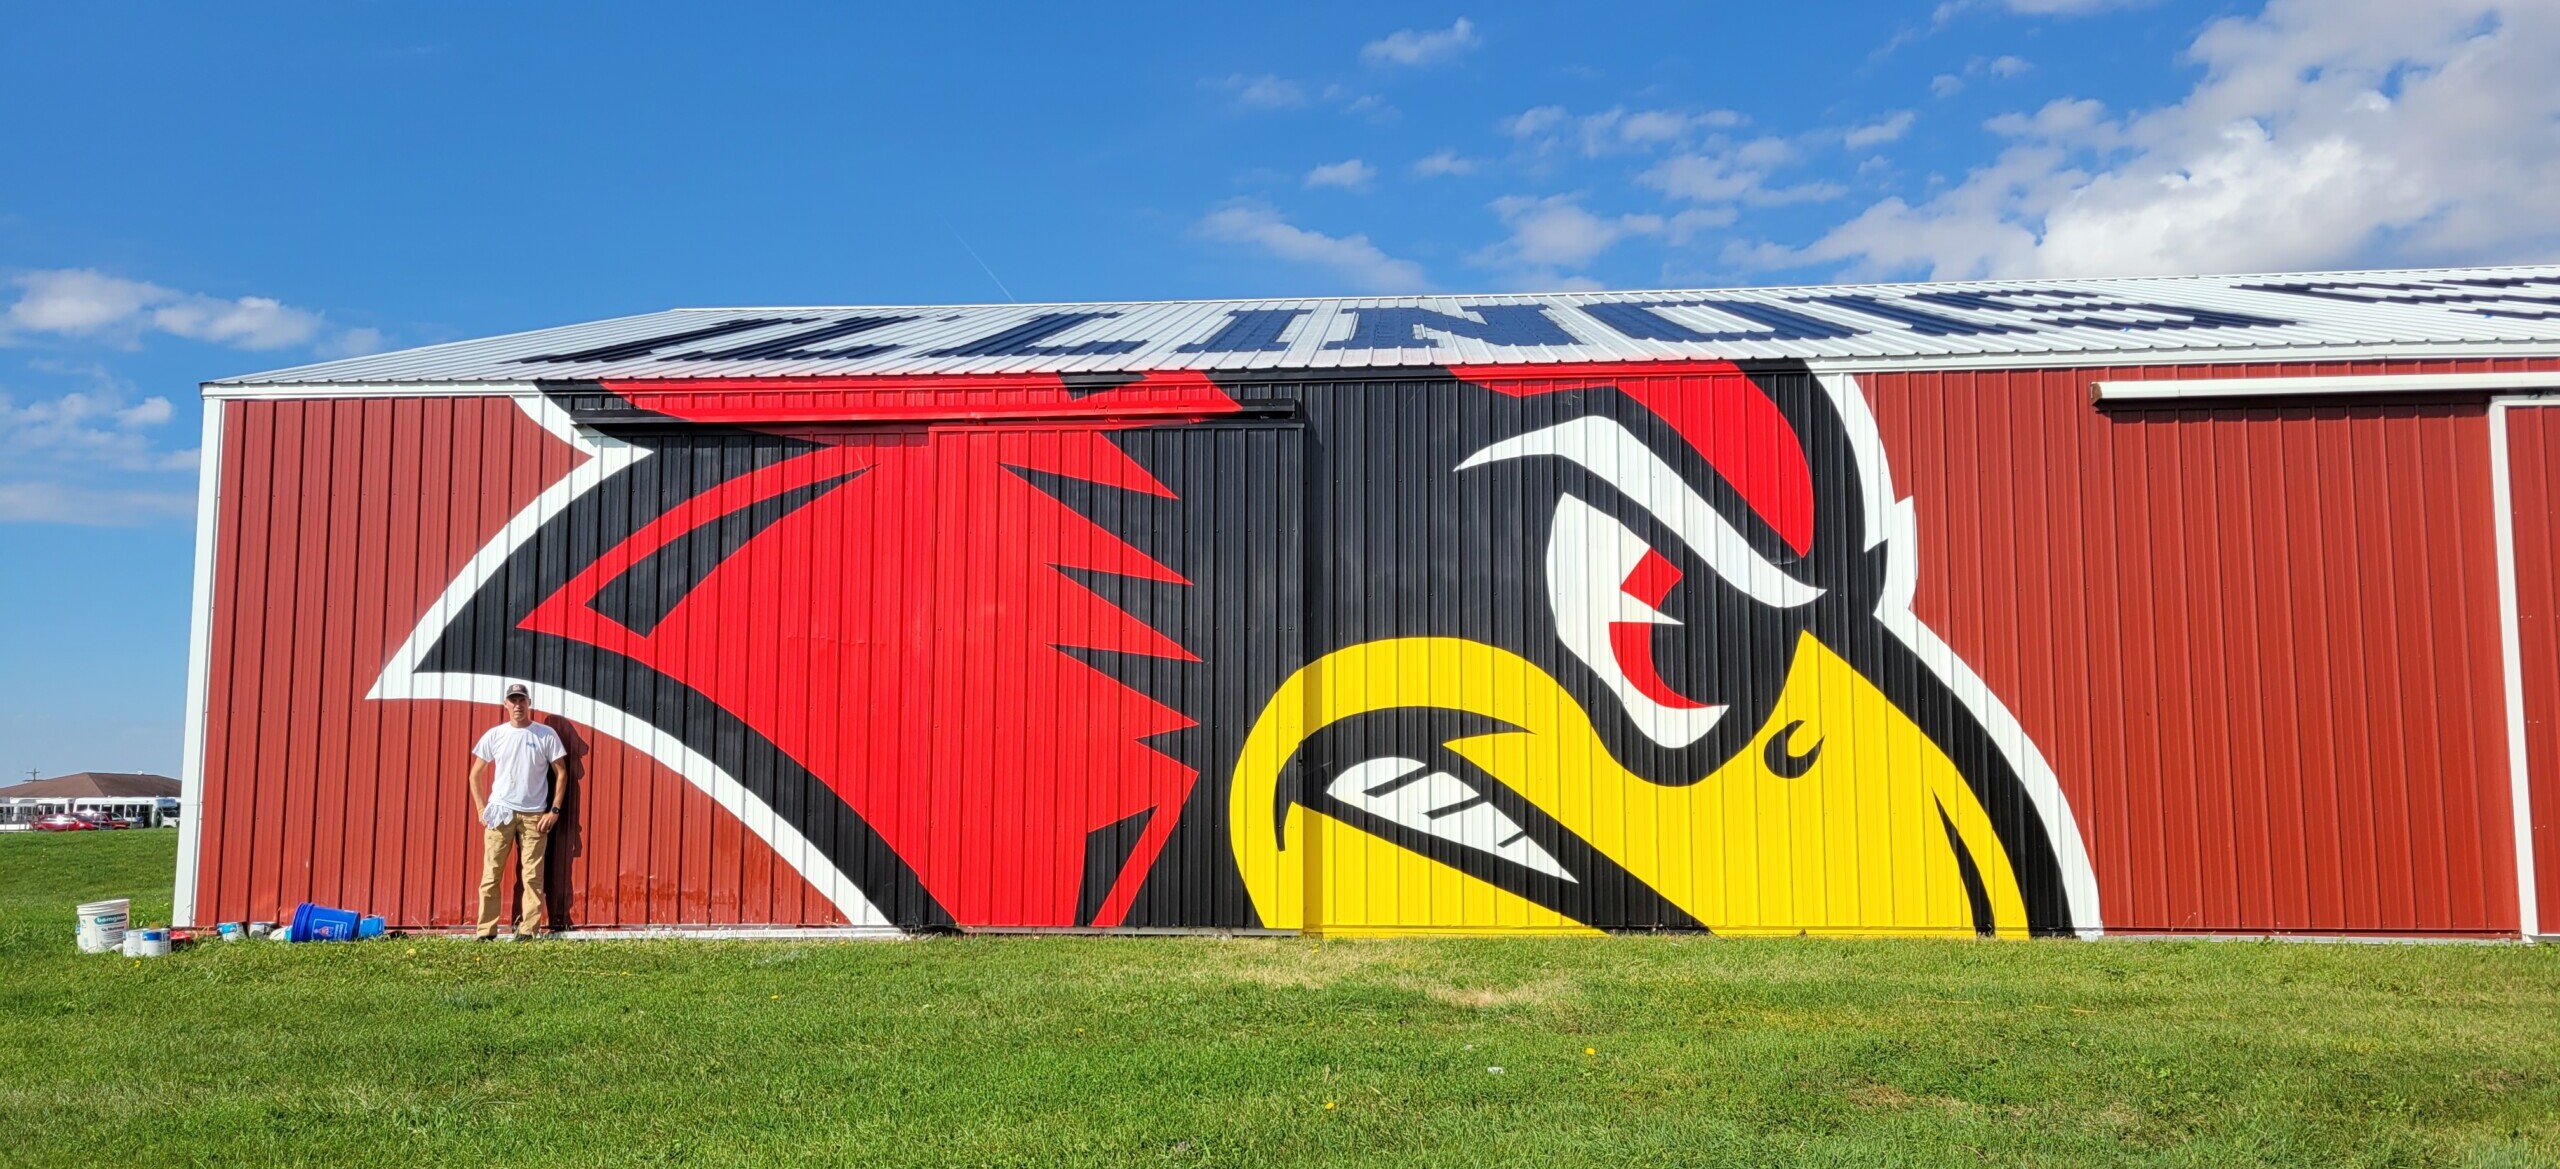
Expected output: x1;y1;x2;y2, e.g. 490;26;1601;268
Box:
1;832;2555;1167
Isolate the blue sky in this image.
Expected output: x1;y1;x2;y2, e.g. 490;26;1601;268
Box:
3;1;2554;778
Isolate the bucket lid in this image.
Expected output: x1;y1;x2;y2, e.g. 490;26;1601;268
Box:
76;898;131;913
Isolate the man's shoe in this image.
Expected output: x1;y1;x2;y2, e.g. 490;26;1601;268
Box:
472;933;495;942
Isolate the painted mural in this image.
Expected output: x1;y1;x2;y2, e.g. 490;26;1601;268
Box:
372;359;2102;935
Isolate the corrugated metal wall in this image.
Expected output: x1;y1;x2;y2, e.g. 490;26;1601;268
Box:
192;397;852;930
1863;358;2560;935
188;357;2558;936
2503;403;2560;930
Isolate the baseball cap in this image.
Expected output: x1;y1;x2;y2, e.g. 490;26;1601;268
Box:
503;681;531;703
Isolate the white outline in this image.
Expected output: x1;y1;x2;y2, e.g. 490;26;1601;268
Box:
1543;493;1730;748
2491;397;2546;940
172;399;227;928
1819;373;2107;935
366;389;894;931
1462;416;1827;610
2096;371;2560;402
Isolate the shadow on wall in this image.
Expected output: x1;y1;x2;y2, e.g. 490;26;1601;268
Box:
543;713;590;930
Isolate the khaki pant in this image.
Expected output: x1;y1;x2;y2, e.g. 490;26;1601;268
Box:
478;811;550;937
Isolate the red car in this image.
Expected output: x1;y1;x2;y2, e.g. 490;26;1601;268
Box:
32;813;92;832
82;813;135;830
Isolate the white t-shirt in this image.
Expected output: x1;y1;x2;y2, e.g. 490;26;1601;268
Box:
475;721;567;819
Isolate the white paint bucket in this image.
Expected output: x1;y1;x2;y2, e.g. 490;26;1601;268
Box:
128;929;171;958
76;898;129;954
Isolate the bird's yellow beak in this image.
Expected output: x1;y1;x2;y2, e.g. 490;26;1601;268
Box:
1229;632;2030;937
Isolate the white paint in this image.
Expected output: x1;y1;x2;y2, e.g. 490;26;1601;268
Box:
2095;370;2560;402
1544;493;1728;747
2489;398;2544;940
1461;416;1826;610
1819;372;2108;935
366;391;891;929
172;399;226;928
1326;757;1573;881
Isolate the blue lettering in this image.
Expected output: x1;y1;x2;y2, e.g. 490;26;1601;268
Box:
1322;304;1576;350
927;312;1145;358
669;316;917;360
1176;308;1312;353
1580;299;1863;342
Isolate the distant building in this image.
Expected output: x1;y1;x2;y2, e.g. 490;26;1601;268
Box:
0;772;181;828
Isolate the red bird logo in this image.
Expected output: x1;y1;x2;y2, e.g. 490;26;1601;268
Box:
373;362;2101;935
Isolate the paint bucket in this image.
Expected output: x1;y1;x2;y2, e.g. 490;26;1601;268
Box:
357;915;385;940
247;921;274;939
288;901;364;942
217;922;242;942
124;928;171;958
76;898;129;954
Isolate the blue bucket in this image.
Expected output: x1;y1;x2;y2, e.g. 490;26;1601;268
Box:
357;915;385;940
288;902;363;942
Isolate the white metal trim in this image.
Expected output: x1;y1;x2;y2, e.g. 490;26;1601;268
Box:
172;399;227;928
2491;397;2547;940
200;345;2560;398
203;381;546;401
2095;370;2560;402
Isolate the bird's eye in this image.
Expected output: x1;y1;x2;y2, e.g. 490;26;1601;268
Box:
1545;494;1727;748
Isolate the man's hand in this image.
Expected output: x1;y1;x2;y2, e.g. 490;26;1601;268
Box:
538;811;559;833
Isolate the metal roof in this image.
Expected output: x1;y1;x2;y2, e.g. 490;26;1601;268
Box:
209;265;2560;388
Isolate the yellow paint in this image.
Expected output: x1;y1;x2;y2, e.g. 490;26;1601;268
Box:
1228;632;2028;937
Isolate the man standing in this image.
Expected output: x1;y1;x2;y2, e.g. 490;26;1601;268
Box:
469;681;568;940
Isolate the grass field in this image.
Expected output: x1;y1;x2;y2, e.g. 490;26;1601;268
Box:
2;832;2556;1167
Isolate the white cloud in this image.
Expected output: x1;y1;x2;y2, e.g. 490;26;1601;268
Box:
1772;0;2560;278
1501;105;1569;139
1932;74;1966;98
0;480;196;525
0;374;200;525
1480;195;1663;269
1412;150;1480;177
1362;18;1479;67
315;326;388;359
5;269;327;351
1987;54;2033;76
1305;159;1377;191
1198;204;1429;293
0;387;197;474
1935;0;2147;16
1216;74;1308;110
2005;0;2145;12
1503;105;1751;158
1639;140;1847;207
1844;111;1917;149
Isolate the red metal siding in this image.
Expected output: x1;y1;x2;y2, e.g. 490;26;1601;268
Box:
189;358;2557;936
189;397;849;929
2505;403;2560;930
1864;358;2560;934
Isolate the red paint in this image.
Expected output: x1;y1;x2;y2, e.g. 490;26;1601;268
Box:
188;397;847;929
188;357;2560;936
507;425;1197;929
1864;357;2560;935
601;369;1241;425
1455;361;1815;554
1610;550;1709;710
2503;404;2560;930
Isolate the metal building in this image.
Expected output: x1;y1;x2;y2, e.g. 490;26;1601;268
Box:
178;267;2560;939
